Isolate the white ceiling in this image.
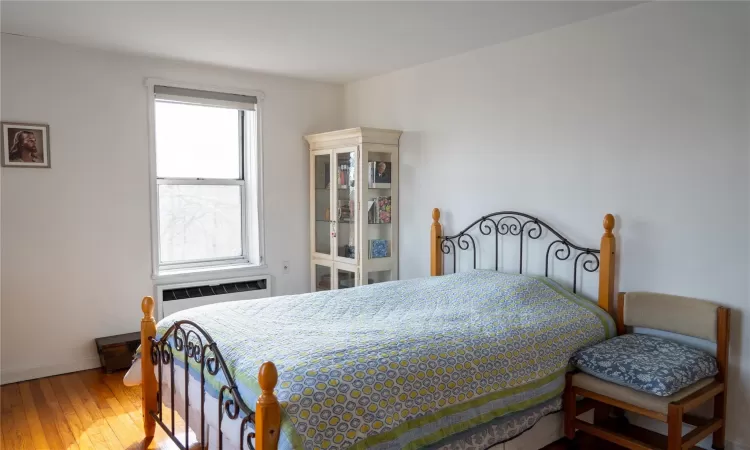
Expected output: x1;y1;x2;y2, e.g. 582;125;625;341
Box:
1;1;640;84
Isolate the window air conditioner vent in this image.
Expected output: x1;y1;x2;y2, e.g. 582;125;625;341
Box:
162;279;268;302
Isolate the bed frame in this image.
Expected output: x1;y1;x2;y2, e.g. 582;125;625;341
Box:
139;208;617;449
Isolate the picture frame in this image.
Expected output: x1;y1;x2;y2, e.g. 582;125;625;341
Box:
368;161;391;188
1;122;51;168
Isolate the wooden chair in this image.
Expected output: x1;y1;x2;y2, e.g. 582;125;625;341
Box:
564;292;730;450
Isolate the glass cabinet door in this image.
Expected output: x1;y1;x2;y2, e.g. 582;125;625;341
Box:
335;265;357;289
313;152;332;257
333;148;357;263
312;262;333;292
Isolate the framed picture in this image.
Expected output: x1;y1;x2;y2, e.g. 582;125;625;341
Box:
368;161;392;188
1;122;51;168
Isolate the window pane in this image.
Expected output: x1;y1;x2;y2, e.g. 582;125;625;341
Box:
158;185;243;263
155;101;241;179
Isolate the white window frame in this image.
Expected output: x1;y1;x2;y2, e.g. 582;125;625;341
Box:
146;79;266;278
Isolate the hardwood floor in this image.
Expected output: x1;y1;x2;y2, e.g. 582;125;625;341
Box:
0;369;195;450
543;434;623;450
1;369;650;450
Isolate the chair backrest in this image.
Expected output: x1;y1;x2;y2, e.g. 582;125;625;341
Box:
619;292;718;342
617;291;730;382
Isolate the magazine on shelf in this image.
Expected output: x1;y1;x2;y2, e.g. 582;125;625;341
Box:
377;196;391;223
368;161;391;188
367;196;391;224
369;239;389;258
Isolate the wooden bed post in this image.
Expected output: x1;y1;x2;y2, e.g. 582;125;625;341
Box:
598;214;616;315
256;361;282;450
141;296;157;438
431;208;443;276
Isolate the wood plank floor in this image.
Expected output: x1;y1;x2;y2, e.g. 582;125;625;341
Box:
0;369;646;450
0;369;196;450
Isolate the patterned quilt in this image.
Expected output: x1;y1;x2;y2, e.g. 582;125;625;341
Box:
149;271;614;450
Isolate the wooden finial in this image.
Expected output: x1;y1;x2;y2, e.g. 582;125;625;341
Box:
258;361;278;393
142;296;155;318
432;208;440;222
256;361;281;449
603;214;615;235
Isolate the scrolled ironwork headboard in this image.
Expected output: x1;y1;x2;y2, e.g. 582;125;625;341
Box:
440;211;599;293
429;208;617;313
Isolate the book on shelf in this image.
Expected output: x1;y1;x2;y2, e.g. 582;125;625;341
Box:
337;200;352;222
367;196;392;224
368;161;391;188
367;200;376;224
338;164;353;188
369;239;390;258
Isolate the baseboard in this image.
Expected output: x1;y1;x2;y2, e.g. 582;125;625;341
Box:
0;357;101;385
729;441;750;450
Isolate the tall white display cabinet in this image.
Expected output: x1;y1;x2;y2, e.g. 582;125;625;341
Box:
305;128;401;292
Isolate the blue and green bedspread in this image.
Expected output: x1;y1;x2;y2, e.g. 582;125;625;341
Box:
146;270;614;449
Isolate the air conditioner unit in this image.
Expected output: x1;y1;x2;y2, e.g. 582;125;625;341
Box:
156;275;271;320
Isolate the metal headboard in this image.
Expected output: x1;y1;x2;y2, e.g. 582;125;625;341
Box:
440;211;600;293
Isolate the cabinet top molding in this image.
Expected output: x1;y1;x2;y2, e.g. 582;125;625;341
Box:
305;127;402;150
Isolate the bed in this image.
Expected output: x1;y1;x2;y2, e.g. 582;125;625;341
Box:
134;209;618;450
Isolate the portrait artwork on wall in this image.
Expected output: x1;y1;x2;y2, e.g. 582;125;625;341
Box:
1;122;51;168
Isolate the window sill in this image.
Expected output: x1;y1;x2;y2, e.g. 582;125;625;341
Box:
153;263;268;285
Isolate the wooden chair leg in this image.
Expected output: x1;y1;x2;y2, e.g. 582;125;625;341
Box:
712;391;726;449
668;403;684;450
564;372;577;439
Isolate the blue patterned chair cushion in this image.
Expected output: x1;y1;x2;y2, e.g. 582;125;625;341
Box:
571;334;718;397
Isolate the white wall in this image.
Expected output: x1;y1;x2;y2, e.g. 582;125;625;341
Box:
346;2;750;447
0;34;344;382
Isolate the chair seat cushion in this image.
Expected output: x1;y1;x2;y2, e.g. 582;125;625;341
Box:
571;334;718;396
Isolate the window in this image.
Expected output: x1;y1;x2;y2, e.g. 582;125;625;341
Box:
149;83;263;274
